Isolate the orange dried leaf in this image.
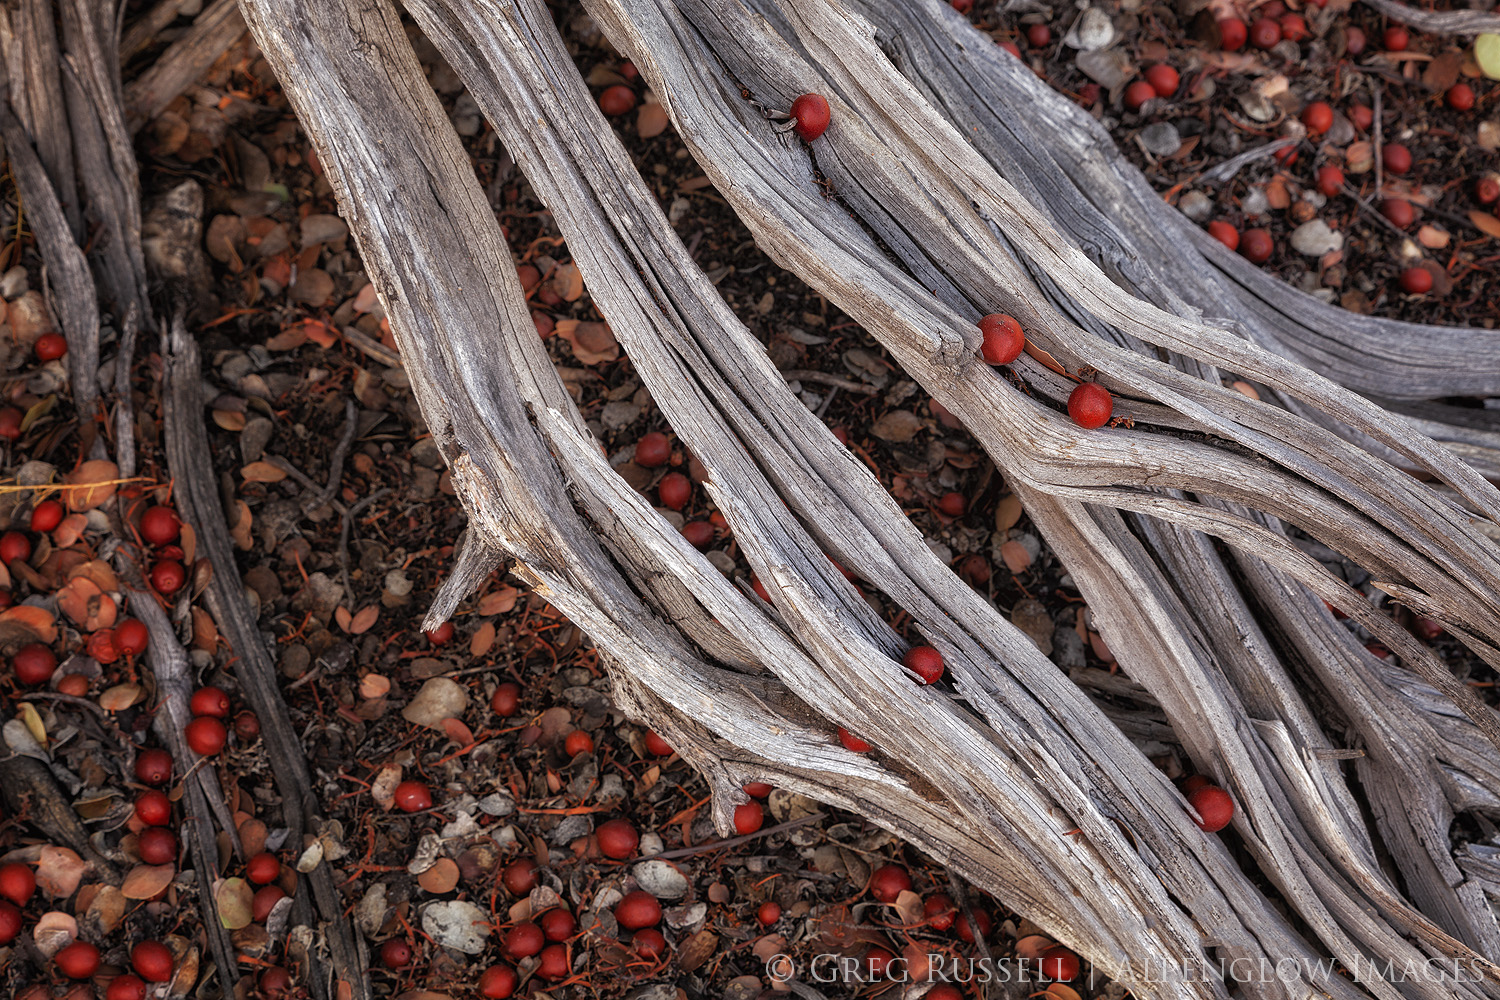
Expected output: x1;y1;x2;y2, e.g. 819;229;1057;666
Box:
68;559;119;593
99;683;143;712
469;621;496;657
122;863;176;900
416;858;460;894
192;606;219;651
229;501;253;550
0;604;57;643
441;717;474;746
995;494;1024;532
349;605;380;635
264;326;307;351
52;513;89;548
57;577;117;631
1000;539;1033;574
1016;934;1058;959
334;606;352;633
241;461;287;484
212;409;247;431
36;846;88;898
359;673;391;699
65;459;120;511
1469;210;1500;240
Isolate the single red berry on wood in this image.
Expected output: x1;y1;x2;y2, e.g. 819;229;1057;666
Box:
12;642;57;685
1380;198;1414;227
657;471;691;510
1189;785;1235;831
1382;143;1412;174
902;645;945;685
615;890;662;929
681;520;714;549
634;431;671;467
190;685;231;718
1475;175;1500;204
924;893;957;930
757;901;781;925
34;332;68;361
253;884;286;922
246;852;281;884
1238;228;1274;263
502;858;538;894
977;312;1025;364
132;940;174;982
134;748;173;786
540;907;576;942
0;531;30;564
0;900;20;944
643;729;674;756
1445;84;1475;111
837;726;871;752
380;938;413;969
744;782;773;798
1206;220;1239;251
1278;13;1308;42
790;93;831;141
1250;18;1281;48
597;818;640;859
1144;64;1179;98
424;620;454;645
1124;80;1156;111
1040;946;1081;980
869;863;912;902
1398;267;1434;294
1218;18;1247;50
137;827;178;866
116;618;149;656
598;85;636;116
1316;165;1345;197
150;559;186;595
504;922;545;960
106;974;148;1000
135;790;172;826
1026;23;1051;47
733;801;764;834
186;716;227;756
1300;101;1333;135
1383;25;1409;51
537;943;569;980
29;500;63;532
490;681;521;716
140;506;180;545
393;780;432;812
56;941;101;979
0;863;36;905
1067;383;1113;429
478;965;518;999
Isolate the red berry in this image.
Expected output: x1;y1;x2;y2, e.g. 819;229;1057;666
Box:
750;575;771;602
57;672;88;696
1067;383;1113;429
190;686;231;718
1446;84;1475;112
867;946;896;977
924;893;957;930
56;941;101;979
34;332;68;361
1383;25;1409;51
1239;228;1274;263
502;858;538;894
1398;267;1433;294
1179;774;1213;794
643;729;674;756
998;40;1022;58
869;863;912;903
937;492;967;518
956;906;992;942
1345;26;1366;55
1476;176;1500;205
135;748;173;786
950;0;973;11
681;520;714;549
140;506;180;545
1124;80;1156;111
1316;165;1345;197
1349;103;1373;130
597;818;640;859
106;974;148;1000
253;885;286;922
29;500;63;532
135;790;172;826
977;313;1025;364
837;726;871;752
185;716;227;756
744;782;773;798
1219;18;1247;50
234;711;260;741
537;943;569;980
902;645;945;685
504;922;545;959
380;938;412;969
150;559;186;595
599;85;636;116
615;890;662;929
0;407;21;440
1250;18;1281;48
1189;785;1235;831
1382;143;1412;174
0;900;19;944
564;730;594;756
1278;13;1308;42
0;531;30;564
88;628;121;665
540;907;576;942
928;987;964;1000
393;780;432;812
1206;220;1239;251
757;901;781;926
115;618;149;656
635;431;671;467
490;681;521;716
246;852;281;884
790;93;831;141
259;968;292;997
657;471;691;511
12;642;57;685
1380;198;1414;227
478;965;518;999
632;928;667;958
1040;946;1081;980
132;940;174;982
425;620;454;645
1026;23;1051;47
733;801;764;835
0;863;35;905
137;827;178;866
1144;64;1179;98
1300;101;1333;135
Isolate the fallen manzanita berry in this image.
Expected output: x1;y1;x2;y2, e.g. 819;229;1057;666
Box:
977;313;1025;364
0;862;35;905
541;907;576;942
615;890;662;929
681;520;714;549
12;642;56;685
924;893;957;930
902;645;945;685
1316;165;1345;197
0;407;21;440
1218;18;1247;50
1446;83;1475;111
132;940;175;982
1124;80;1156;111
1398;267;1434;294
1067;383;1113;429
643;729;674;756
425;620;454;645
29;500;63;532
393;780;433;812
1238;228;1274;263
657;471;691;511
1348;102;1373;130
837;726;871;752
116;619;149;656
150;559;186;595
235;711;260;742
757;901;781;926
34;332;68;361
247;852;281;884
744;781;773;798
57;673;88;696
185;716;227;756
634;431;671;467
1144;64;1178;98
138;827;178;866
1188;785;1235;831
0;530;30;564
1179;774;1213;794
956;906;992;942
564;730;595;756
56;941;102;979
598;85;636;116
1026;23;1051;47
790;93;831;141
1476;175;1500;205
1301;101;1333;135
135;790;172;826
478;965;518;999
135;747;173;786
502;858;539;894
140;506;181;545
1380;198;1414;227
867;947;896;976
632;927;667;958
1382;143;1412;174
190;685;231;718
504;922;545;960
1040;946;1081;980
733;801;764;834
1206;220;1239;250
0;900;20;944
253;885;287;922
1249;18;1281;48
1345;26;1367;55
105;974;148;1000
1278;13;1308;41
938;492;967;518
596;818;640;859
380;938;412;969
490;681;521;716
537;943;569;980
1383;25;1409;51
869;863;912;903
260;968;292;998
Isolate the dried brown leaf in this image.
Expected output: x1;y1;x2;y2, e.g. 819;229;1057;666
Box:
241;461;288;483
122;863;176;900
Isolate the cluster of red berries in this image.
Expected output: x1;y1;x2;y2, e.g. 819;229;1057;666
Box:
139;504;187;596
1125;64;1179;112
184;684;233;756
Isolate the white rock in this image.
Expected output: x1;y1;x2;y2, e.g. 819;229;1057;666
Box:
421;900;491;954
1140;122;1181;157
1065;8;1115;50
402;677;468;729
1290;220;1343;257
1178;190;1213;222
631;859;690;899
